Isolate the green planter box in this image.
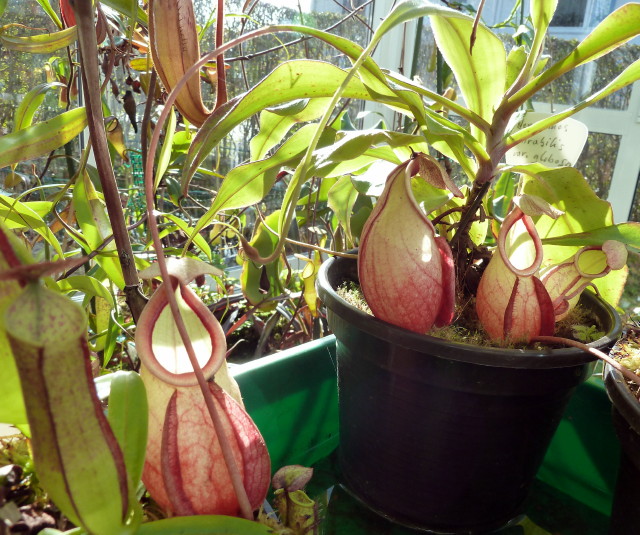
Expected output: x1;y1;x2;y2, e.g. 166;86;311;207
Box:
234;337;620;534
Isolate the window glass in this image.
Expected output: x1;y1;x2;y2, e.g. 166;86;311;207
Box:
538;37;638;110
0;2;79;191
631;171;640;223
550;0;588;27
191;0;373;187
574;132;621;198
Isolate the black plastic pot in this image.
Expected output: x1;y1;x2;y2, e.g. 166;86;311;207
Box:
604;363;640;534
316;254;621;534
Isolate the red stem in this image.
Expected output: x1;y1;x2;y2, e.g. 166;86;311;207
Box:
214;0;227;110
142;30;283;523
532;335;640;389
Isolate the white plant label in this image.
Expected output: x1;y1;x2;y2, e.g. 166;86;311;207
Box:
505;111;588;167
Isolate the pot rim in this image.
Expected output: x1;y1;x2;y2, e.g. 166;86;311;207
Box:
317;255;622;369
605;364;640;431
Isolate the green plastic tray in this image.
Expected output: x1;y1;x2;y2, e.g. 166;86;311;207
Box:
233;336;619;534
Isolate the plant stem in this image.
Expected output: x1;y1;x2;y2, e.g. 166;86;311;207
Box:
142;34;278;523
71;0;146;323
450;110;512;290
214;0;227;110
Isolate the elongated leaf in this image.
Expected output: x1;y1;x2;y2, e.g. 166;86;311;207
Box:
91;296;112;354
261;23;404;112
0;0;8;18
0;107;87;169
519;166;630;304
73;172;126;289
182;59;407;194
541;222;640;250
241;211;283;309
328;176;359;246
104;371;148;491
154;105;177;191
514;3;640;105
191;123;336;240
35;0;63;28
0;223;29;433
102;0;148;24
491;171;518;220
522;167;613;249
14;82;66;131
505;46;527;90
509;58;640;146
430;11;506;141
530;0;558;33
512;0;558;94
160;213;212;260
217;124;328;213
0;24;76;53
136;515;273;534
313;130;427;178
250;98;330;161
56;275;115;307
6;200;52;218
0;195;63;258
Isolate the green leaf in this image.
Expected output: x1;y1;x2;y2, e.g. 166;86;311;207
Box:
0;107;87;169
351;159;397;197
491;171;518;220
328;176;359;246
136;516;273;534
193;123;334;239
520;166;629;305
505;46;527;91
91;295;112;354
182;59;405;194
530;0;558;33
0;0;8;18
168;130;194;166
412;176;456;216
250;98;330;161
241;211;283;309
160;213;212;260
5;199;52;219
541;222;640;251
514;3;640;105
100;371;148;491
298;176;339;206
0;195;63;258
523;167;613;250
56;275;115;307
516;0;558;91
155;106;177;191
313;130;427;178
430;10;506;140
508;58;640;146
14;83;66;131
0;223;28;433
73;172;126;289
102;0;147;24
35;0;63;28
0;24;76;53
